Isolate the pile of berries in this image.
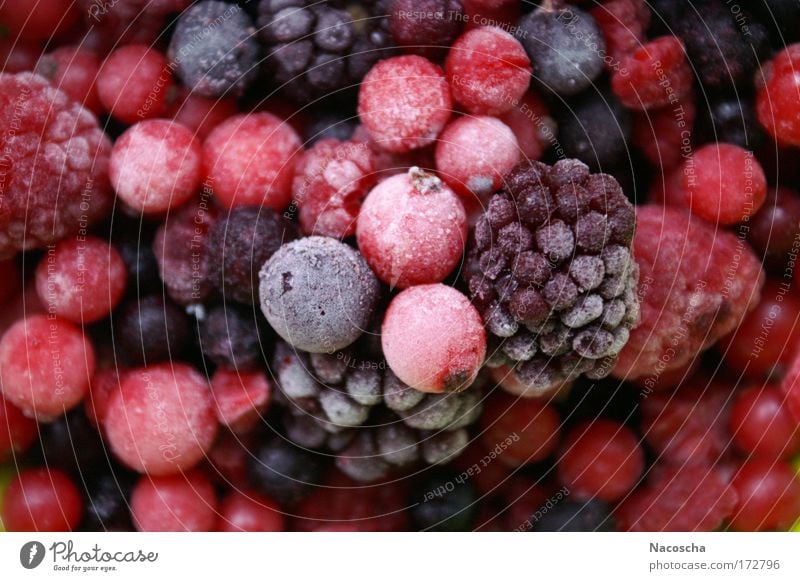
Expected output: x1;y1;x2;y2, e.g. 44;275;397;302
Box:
2;0;800;534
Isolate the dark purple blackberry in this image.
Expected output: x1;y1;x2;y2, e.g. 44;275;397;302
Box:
198;304;267;371
168;1;261;98
257;0;396;103
207;206;297;305
389;0;464;59
409;467;478;531
82;470;137;532
529;499;616;532
247;436;328;505
115;295;191;365
467;159;639;396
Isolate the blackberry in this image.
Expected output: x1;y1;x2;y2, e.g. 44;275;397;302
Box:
247;436;328;505
409;467;479;531
115;295;191;365
168;1;261;98
197;304;268;371
257;0;396;103
529;499;616;532
467;159;639;396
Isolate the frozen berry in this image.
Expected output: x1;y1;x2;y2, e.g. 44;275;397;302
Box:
731;387;800;460
78;0;192;47
390;0;464;58
247;437;327;505
104;363;218;475
748;188;800;272
259;236;380;353
35;236;127;324
591;0;650;67
110;120;203;215
1;468;83;532
0;72;112;258
382;284;485;394
0;0;79;41
358;55;452;153
0;395;37;461
210;369;271;434
682;143;767;225
0;315;95;421
34;46;102;115
633;96;696;170
204;112;302;210
0;39;40;73
82;469;136;532
131;470;217;532
530;499;616;532
445;26;531;116
169;89;237;142
218;490;284;532
357;168;467;288
0;261;20;306
409;467;478;531
38;409;105;477
84;367;124;429
97;45;172;124
757;44;800;146
729;459;800;531
115;295;191;366
198;304;265;371
698;97;765;151
498;91;554;161
435;117;520;198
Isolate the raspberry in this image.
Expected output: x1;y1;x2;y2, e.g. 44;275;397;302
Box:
757;44;800;146
168;1;260;98
590;0;650;68
115;295;191;366
168;89;237;142
34;46;102;115
210;369;271;434
389;0;464;59
1;468;83;532
198;304;266;371
204;112;302;210
34;236;127;324
0;72;112;258
357;168;467;288
612;37;692;111
130;470;218;532
104;363;218;475
409;467;478;531
0;395;36;461
259;236;380;353
616;463;737;532
292;138;376;239
358;55;452;153
444;26;531;116
110;120;203;215
0;0;79;41
247;436;328;505
207;206;297;305
748;187;800;273
731;387;800;460
498;91;554;162
467;160;639;394
218;490;284;532
435;117;520;198
633;96;696;170
729;459;800;531
382;284;486;394
682;143;767;225
613;206;764;380
96;45;172;124
0;315;95;421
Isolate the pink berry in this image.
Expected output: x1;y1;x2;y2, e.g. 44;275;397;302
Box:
97;45;172;124
35;46;102;115
210;368;271;434
498;91;554;161
729;459;800;531
34;236;127;324
104;363;218;475
357;168;467;288
358;55;452;153
445;26;531;116
131;470;218;532
169;88;237;141
0;315;95;421
382;284;486;393
435;116;520;198
731;387;800;460
0;395;37;461
203;112;302;210
1;468;83;532
757;44;800;147
217;490;284;532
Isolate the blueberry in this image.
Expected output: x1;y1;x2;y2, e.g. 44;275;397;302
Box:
247;437;328;505
409;468;478;531
116;295;191;365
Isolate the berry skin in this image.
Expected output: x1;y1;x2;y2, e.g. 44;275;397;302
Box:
435;116;520;198
97;45;172;124
590;0;650;67
682;143;767;226
110;120;203;215
444;26;531;116
358;55;452;153
612;36;692;111
131;471;218;532
82;470;136;532
390;0;464;58
204;112;302;210
479;391;560;466
0;395;37;461
557;419;644;503
218;490;284;532
104;363;218;476
729;459;800;531
757;44;800;146
247;437;328;505
731;387;800;460
357;168;467;288
1;468;83;532
0;72;112;259
699;97;765;152
199;305;266;372
259;236;380;353
0;315;95;421
169;89;237;142
382;284;486;394
498;91;553;161
34;236;127;324
211;369;271;435
115;295;191;366
748;188;800;273
34;46;102;115
0;0;79;41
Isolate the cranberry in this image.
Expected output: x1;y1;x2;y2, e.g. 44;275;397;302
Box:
729;459;800;531
131;471;217;532
731;386;800;460
217;490;284;532
1;468;83;532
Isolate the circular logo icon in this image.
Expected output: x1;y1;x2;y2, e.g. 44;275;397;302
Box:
20;541;46;569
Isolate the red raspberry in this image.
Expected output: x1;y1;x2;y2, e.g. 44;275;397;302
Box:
616;463;737;531
756;44;800;147
729;459;800;531
435;116;520;198
358;55;452;153
110;119;203;214
210;368;271;434
292;138;376;238
682;143;767;225
0;315;95;421
612;36;692;111
0;72;113;258
168;88;237;142
203;112;302;210
382;284;486;394
34;46;102;115
731;386;800;460
217;490;284;532
357;168;467;288
97;45;172;124
445;26;531;116
591;0;650;67
613;206;764;381
1;468;83;532
633;96;696;170
0;395;37;461
131;470;218;532
498;91;554;162
0;0;79;41
0;259;21;305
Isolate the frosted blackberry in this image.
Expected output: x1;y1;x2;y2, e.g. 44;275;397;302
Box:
467;159;639;395
257;0;395;103
169;1;260;98
198;304;267;371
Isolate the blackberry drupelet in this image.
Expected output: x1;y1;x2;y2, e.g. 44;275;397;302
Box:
466;159;639;396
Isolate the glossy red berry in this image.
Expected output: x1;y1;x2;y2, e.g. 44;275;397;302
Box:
217;490;284;532
1;468;83;532
756;44;800;147
731;387;800;460
0;395;37;461
131;471;217;532
729;459;800;531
